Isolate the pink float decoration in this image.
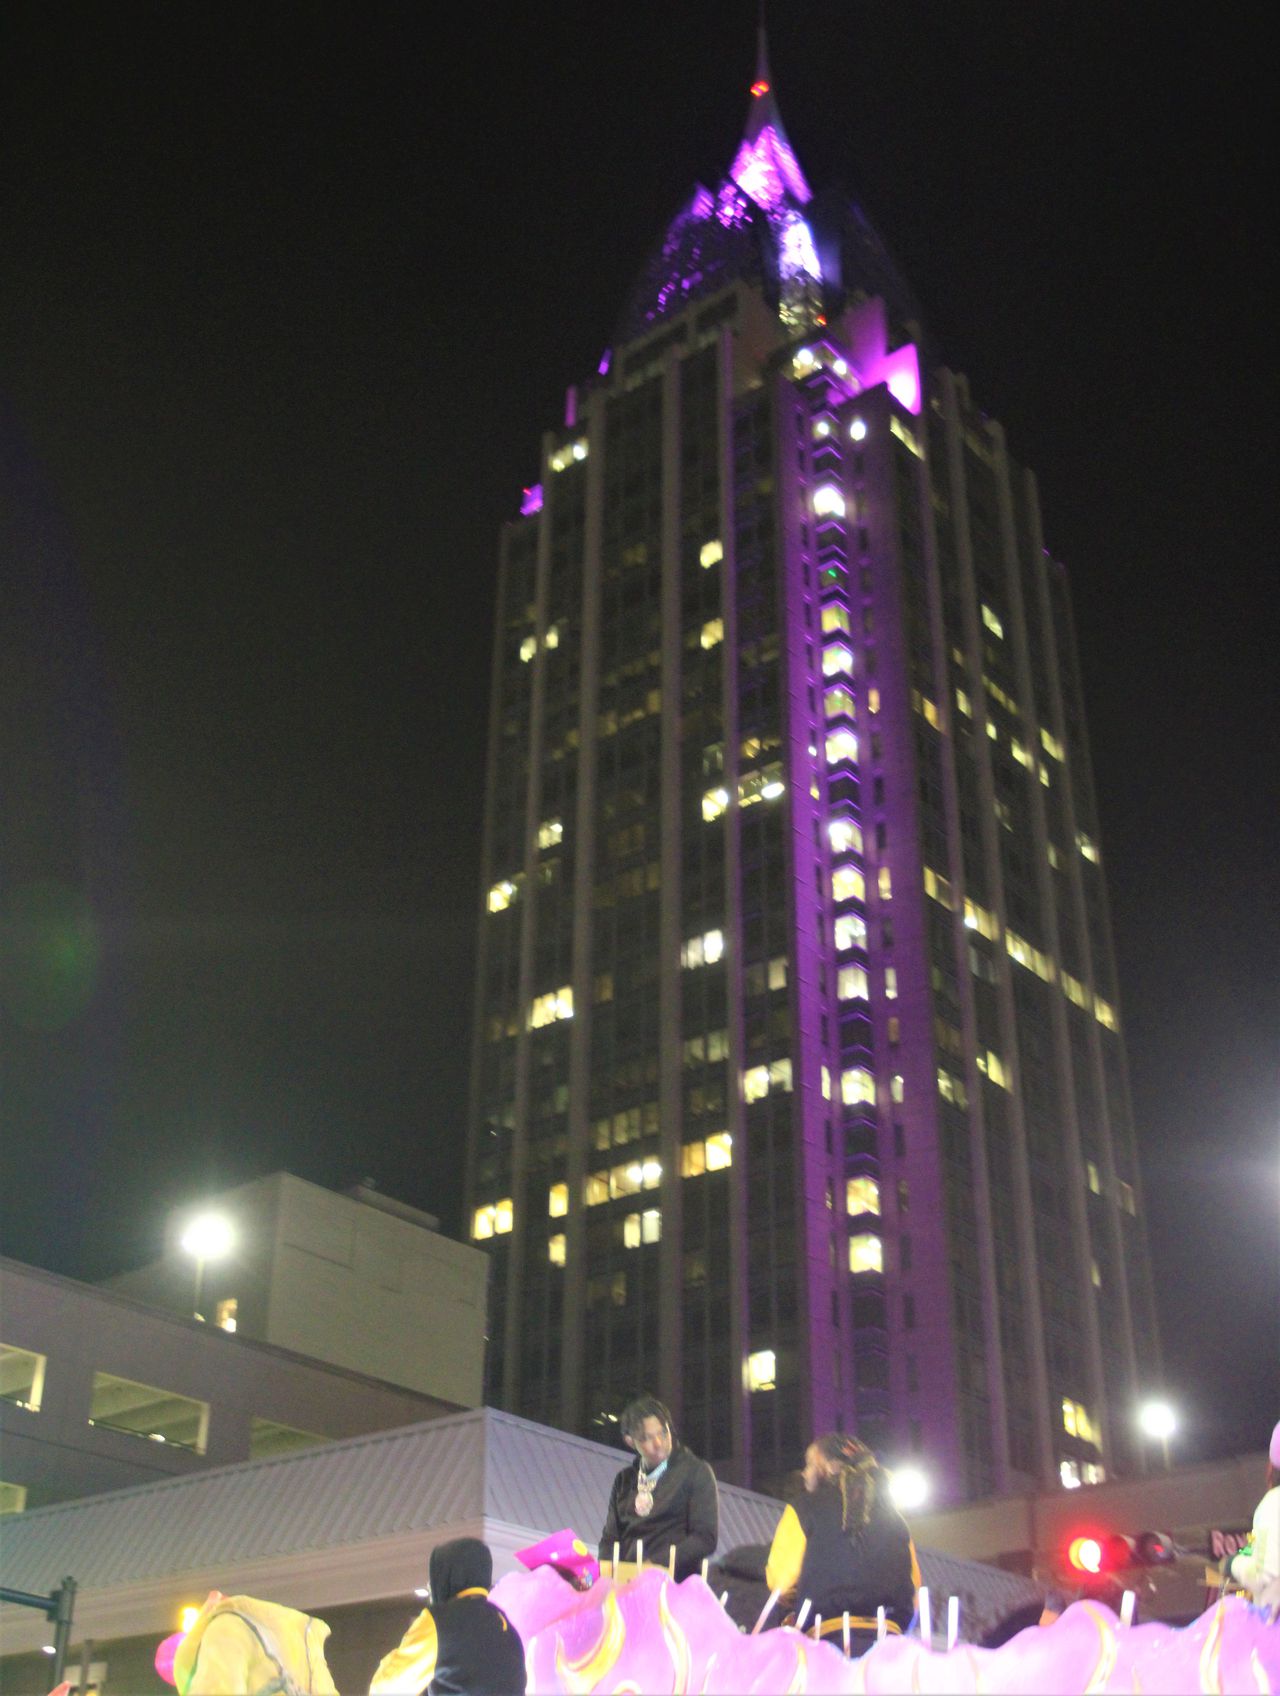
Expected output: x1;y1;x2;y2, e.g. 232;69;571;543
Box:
154;1631;184;1686
488;1563;1280;1695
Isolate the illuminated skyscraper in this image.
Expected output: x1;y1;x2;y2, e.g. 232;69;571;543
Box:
466;41;1159;1499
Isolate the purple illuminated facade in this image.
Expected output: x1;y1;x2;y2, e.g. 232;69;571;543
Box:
466;44;1159;1500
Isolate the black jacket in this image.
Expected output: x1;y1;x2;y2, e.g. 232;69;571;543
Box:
786;1485;916;1629
598;1442;719;1581
371;1537;525;1695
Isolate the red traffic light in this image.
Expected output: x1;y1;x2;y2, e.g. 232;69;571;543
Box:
1066;1535;1104;1574
1065;1530;1177;1575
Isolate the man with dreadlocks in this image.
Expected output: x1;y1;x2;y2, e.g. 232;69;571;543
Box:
764;1434;919;1655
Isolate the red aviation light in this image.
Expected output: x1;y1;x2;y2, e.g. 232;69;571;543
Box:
1066;1535;1104;1575
750;79;770;97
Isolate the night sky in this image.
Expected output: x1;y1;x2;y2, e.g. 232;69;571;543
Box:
2;5;1274;1464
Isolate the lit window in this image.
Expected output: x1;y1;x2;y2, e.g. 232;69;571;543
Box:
537;819;563;850
472;1198;514;1239
847;1177;880;1216
544;624;560;650
1085;1160;1101;1194
963;899;999;940
1076;831;1099;863
700;539;723;569
841;1067;876;1106
528;986;573;1027
700;617;724;649
488;878;518;913
768;956;787;989
1011;737;1031;768
1062;1398;1100;1447
88;1372;209;1454
829;818;863;854
549;438;588;473
1006;929;1052;981
821;604;851;634
743;1065;769;1102
987;720;998;739
849;417;867;442
680;1141;706;1178
623;1209;661;1248
821;1064;832;1099
1061;971;1090;1009
955;688;972;716
0;1482;28;1515
583;1172;609;1206
889;415;922;458
884;966;898;999
838;964;869;1001
519;635;537;663
1040;727;1065;761
937;1068;968;1108
1094;996;1118;1031
769;1058;793;1092
214;1298;238;1334
849;1235;883;1274
822;643;854;678
813;485;846;518
878;866;892;900
739;762;785;806
835;913;868;950
1060;1459;1081;1490
890;1073;904;1102
1091;1260;1102;1288
831;865;866;904
813;418;832;438
0;1345;46;1413
705;1131;732;1170
824;686;855;719
747;1350;777;1391
825;728;858;766
976;1050;1011;1090
923;866;954;909
1083;1462;1107;1485
1118;1180;1137;1216
548;1182;568;1217
981;604;1004;638
548;1234;566;1266
702;787;730;821
681;928;724;968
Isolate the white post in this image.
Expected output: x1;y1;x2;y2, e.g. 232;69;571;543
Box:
918;1587;932;1647
947;1595;959;1650
750;1588;782;1635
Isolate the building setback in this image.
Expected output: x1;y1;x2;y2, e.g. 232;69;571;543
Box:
465;38;1160;1500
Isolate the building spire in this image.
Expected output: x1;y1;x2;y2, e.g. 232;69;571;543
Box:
754;6;771;96
730;18;812;207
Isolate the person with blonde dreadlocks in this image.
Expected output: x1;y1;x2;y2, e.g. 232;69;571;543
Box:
765;1434;919;1655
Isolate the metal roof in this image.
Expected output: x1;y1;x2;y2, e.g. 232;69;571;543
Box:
0;1407;1036;1643
0;1409;778;1593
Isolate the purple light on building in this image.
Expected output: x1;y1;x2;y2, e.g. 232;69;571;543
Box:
519;484;543;517
597;350;611;377
729;123;812;210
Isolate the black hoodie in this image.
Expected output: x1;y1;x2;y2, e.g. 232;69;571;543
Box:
370;1537;525;1694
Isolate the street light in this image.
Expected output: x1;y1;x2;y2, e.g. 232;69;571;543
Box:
179;1213;234;1322
1138;1399;1177;1470
889;1466;930;1513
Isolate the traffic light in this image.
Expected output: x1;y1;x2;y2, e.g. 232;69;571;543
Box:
1065;1531;1177;1575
